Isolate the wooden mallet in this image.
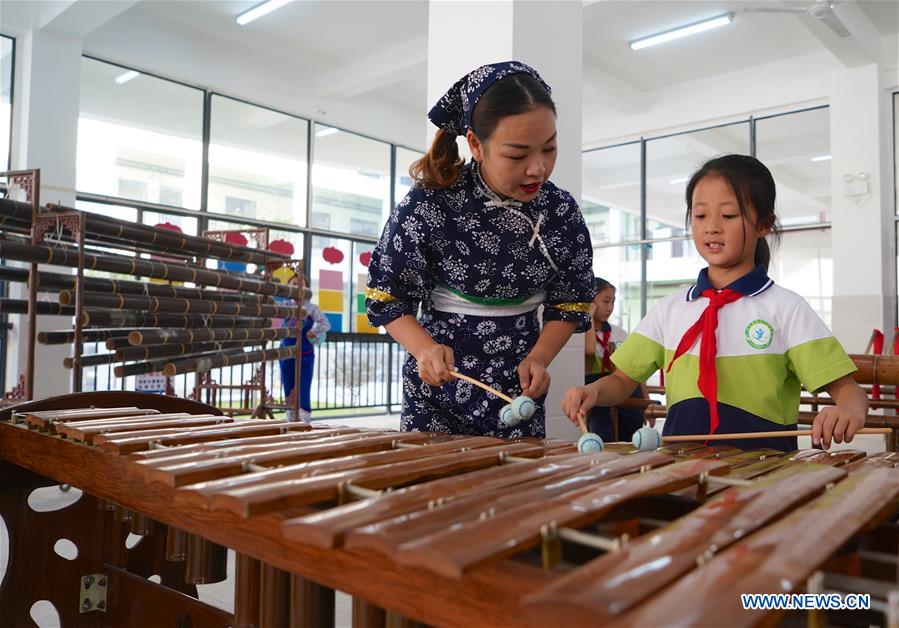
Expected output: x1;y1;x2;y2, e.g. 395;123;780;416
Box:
450;371;536;426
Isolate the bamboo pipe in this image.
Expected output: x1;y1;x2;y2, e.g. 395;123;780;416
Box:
849;354;899;386
127;326;295;348
0;239;299;299
115;347;250;378
82;309;267;329
39;328;133;345
0;298;74;316
661;427;892;442
63;353;116;369
116;341;249;363
450;371;514;403
59;289;296;319
163;345;299;377
0;265;268;304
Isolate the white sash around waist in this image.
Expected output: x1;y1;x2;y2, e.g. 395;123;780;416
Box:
429;285;544;317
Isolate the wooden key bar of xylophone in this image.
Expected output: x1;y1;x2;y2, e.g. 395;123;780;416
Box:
137;431;436;487
845;450;899;472
125;427;377;461
209;440;547;517
789;449;868;466
342;450;674;559
56;414;227;443
132;431;415;479
521;462;849;621
393;457;734;579
603;467;899;628
99;420;313;454
282;451;621;549
19;406;159;430
176;436;508;511
672;449;787;499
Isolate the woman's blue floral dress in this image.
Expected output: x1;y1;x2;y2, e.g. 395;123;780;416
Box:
366;162;595;438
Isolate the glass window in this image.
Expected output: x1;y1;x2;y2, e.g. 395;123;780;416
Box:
755;107;830;225
144;211;198;236
769;228;832;326
76;58;204;208
76;200;137;222
310;234;351;333
311;124;391;239
581;142;641;245
1;36;13;171
208;95;309;226
645;122;750;242
894;92;898;215
592;243;645;333
394;147;423;205
352;240;378;333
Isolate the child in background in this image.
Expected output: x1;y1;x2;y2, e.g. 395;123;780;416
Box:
564;154;867;451
280;279;330;423
584;277;648;442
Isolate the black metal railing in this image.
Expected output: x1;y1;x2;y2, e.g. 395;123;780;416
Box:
79;332;405;417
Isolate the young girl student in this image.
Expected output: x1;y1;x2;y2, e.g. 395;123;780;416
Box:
279;280;330;423
366;61;595;438
584;277;647;442
563;154;867;451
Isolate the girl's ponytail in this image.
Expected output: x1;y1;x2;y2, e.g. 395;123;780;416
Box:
754;237;771;270
409;129;464;189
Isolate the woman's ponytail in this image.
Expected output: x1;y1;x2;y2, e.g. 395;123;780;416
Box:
409;129;464;189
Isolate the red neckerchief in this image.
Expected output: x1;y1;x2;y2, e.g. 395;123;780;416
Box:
666;288;743;435
872;329;884;400
596;325;612;372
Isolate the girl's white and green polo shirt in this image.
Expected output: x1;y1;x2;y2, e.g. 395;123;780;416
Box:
611;265;856;452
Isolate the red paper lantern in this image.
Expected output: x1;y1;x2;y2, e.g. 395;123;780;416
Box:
224;232;249;247
154;222;183;233
322;246;344;264
269;239;294;256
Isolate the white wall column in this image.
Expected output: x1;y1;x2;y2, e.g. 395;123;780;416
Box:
6;28;82;398
428;0;584;439
829;62;896;352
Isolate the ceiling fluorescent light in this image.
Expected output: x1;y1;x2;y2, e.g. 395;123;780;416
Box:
630;13;734;50
810;154;832;162
315;127;340;138
669;176;689;185
114;70;140;85
237;0;293;26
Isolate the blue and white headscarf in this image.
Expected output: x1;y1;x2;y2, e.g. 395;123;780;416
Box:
427;61;552;137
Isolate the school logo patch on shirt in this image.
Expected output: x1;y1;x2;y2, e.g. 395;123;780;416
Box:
745;319;774;350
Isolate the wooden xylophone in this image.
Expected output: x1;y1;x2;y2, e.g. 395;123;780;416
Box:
2;392;898;627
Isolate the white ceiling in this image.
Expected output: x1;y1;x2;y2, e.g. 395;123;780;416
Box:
1;0;896;151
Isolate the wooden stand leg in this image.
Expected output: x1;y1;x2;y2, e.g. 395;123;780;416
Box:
234;554;261;628
290;574;336;628
259;563;291;627
185;534;228;584
165;527;188;561
352;598;386;628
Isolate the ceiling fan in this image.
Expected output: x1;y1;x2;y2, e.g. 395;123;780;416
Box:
743;0;851;37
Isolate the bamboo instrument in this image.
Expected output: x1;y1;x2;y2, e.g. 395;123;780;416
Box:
127;326;296;347
662;427;892;442
58;290;296;320
163;345;300;377
81;310;267;329
0;239;299;299
0;265;267;304
0;197;290;265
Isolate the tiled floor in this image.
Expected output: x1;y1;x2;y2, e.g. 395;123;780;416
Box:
3;412;889;627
